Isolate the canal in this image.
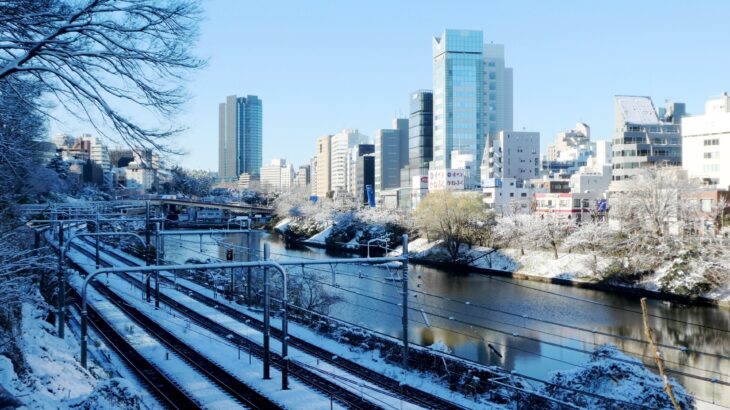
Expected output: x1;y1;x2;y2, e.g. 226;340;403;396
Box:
161;231;730;407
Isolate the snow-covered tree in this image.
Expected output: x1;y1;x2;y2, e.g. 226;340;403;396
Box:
528;214;573;260
497;213;534;256
166;166;213;198
0;0;204;152
610;167;696;241
564;222;615;273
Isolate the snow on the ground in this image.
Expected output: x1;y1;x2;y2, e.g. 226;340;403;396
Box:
68;249;350;410
68;273;243;410
544;345;694;409
66;378;145;410
497;248;609;280
305;225;334;244
388;237;434;256
274;217;291;233
134;260;501;409
0;302;152;409
396;236;730;302
17;304;95;402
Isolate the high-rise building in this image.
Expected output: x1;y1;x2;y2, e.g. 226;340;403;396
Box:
432;30;513;185
314;135;332;198
354;154;375;205
374;119;408;194
682;93;730;189
218;95;262;182
483;43;513;137
295;165;311;191
611;96;682;184
347;144;374;197
408;90;434;176
309;156;317;194
330;129;369;194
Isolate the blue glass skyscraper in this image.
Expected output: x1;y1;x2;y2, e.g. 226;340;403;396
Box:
432;30;512;186
219;95;262;181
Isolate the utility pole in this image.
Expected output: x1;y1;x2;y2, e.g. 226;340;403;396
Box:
94;209;100;270
246;217;253;305
155;222;160;309
145;200;151;302
57;222;65;338
401;234;409;370
263;243;271;380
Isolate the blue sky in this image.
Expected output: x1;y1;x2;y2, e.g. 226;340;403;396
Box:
51;0;730;170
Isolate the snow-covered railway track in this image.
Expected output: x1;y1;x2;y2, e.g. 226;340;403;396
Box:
81;238;466;410
68;287;201;410
82;279;281;410
70;241;382;410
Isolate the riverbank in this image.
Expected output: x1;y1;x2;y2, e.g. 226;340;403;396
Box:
275;214;730;308
391;238;730;309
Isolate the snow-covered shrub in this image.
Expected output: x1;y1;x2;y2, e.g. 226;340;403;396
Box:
69;378;143;410
657;247;729;298
544;345;693;409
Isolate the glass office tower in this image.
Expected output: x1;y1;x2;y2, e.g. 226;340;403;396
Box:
433;30;484;174
219;94;262;182
432;30;513;186
408;90;433;175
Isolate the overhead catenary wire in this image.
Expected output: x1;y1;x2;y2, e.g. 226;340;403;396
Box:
160;235;730;382
102;235;730;378
101;234;730;401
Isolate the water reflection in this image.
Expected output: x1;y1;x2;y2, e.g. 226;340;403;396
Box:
162;231;730;407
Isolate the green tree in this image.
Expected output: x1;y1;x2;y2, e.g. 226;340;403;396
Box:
413;190;487;263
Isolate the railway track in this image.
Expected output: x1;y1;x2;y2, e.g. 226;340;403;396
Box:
82;279;281;409
68;287;201;410
78;237;467;410
71;241;383;409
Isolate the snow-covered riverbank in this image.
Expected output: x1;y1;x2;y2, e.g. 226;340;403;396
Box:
390;238;730;307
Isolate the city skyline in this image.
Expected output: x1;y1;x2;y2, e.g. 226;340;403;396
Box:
48;1;730;170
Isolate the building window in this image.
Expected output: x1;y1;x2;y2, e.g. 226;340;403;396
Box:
701;199;712;213
704;139;720;146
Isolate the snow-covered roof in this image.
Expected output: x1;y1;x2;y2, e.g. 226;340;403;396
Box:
615;96;659;125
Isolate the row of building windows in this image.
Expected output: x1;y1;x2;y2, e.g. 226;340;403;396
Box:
704;139;720;146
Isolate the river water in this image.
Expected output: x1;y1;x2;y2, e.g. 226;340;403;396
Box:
161;231;730;407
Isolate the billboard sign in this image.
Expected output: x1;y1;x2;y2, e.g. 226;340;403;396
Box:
428;169;465;191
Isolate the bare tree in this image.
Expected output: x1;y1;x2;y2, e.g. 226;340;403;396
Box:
611;167;695;241
529;214;572;260
564;221;614;273
0;0;204;152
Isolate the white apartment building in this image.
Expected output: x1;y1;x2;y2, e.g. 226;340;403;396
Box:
569;159;612;195
330;129;369;194
259;158;294;193
611;96;682;186
481;131;540;184
125;163;154;191
682;93;730;190
547;122;592;162
482;177;532;214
